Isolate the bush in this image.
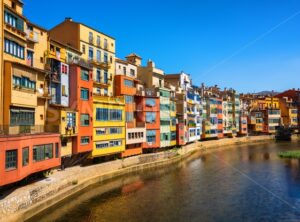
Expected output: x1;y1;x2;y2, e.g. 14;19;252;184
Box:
278;151;300;159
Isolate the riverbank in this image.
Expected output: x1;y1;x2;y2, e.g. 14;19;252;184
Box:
0;135;298;222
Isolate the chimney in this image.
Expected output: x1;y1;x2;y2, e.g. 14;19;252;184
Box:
65;17;72;21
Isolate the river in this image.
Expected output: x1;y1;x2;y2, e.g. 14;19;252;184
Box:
28;140;300;222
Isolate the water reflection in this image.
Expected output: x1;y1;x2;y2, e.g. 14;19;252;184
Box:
28;141;300;222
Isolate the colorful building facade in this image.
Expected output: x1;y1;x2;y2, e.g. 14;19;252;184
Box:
115;57;146;157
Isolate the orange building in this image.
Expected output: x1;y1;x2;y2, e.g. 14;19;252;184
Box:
0;133;60;186
239;116;248;135
115;57;146;157
0;0;61;186
217;98;223;138
69;59;94;155
135;88;160;150
176;123;185;145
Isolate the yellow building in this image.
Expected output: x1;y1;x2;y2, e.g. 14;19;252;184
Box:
48;18;115;96
48;19;126;157
265;97;279;109
2;0;51;134
93;95;126;157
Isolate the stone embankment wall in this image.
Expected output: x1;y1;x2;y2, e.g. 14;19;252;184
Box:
0;135;285;222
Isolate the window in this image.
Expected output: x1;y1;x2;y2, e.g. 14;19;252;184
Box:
171;132;176;141
62;85;67;96
89;32;93;43
80;114;90;126
22;147;29;166
146;98;156;107
4;10;24;31
103;71;108;84
88;47;93;60
96;69;101;82
110;109;122;121
96;128;106;135
123;67;127;75
146;112;156;123
82;44;86;54
104;39;108;49
13;76;36;90
6;150;17;170
104;52;108;63
97;50;101;62
55;143;59;158
97;36;101;46
27;50;33;67
10;107;35;126
81;70;89;81
160;104;170;111
80;88;89;100
124;79;134;87
125;95;133;104
33;144;53;162
96;108;108;121
66;112;76;127
96;109;122;121
161;120;170;126
109;140;122;147
126;112;134;122
147;130;156;143
110;127;122;134
172;118;177;126
4;38;25;59
96;142;109;149
104;89;108;96
81;136;90;145
130;69;135;76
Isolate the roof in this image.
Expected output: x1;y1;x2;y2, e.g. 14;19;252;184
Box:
164;74;181;79
27;21;48;32
126;53;142;59
49;38;82;54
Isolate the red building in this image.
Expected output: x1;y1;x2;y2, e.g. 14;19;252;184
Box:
69;60;94;154
239;116;248;136
217;98;224;139
0;133;61;187
136;88;160;150
176;123;185;145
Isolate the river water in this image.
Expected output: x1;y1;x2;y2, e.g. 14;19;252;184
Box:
29;140;300;222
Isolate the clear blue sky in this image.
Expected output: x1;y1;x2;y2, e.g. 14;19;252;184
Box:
24;0;300;93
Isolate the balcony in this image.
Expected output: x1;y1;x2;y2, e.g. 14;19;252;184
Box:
93;78;111;87
37;88;51;99
89;59;112;69
93;94;125;104
26;30;39;43
46;50;65;61
0;125;55;136
51;72;61;83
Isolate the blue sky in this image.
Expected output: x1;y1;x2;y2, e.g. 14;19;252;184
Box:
24;0;300;93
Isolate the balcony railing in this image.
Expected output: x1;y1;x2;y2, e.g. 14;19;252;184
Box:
0;125;58;136
89;59;112;69
26;30;39;43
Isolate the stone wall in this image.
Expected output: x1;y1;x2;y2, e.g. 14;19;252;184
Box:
0;135;276;222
